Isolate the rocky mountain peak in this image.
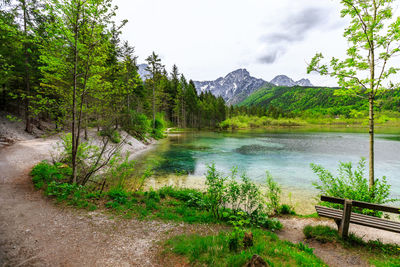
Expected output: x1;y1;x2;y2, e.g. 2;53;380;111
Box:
194;69;268;105
296;78;313;87
270;75;296;87
270;75;314;87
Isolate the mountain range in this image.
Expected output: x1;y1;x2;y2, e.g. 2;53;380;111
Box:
194;70;313;105
137;64;313;105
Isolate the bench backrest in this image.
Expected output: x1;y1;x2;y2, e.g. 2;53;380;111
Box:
320;195;400;215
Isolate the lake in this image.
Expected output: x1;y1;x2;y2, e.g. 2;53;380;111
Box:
137;127;400;213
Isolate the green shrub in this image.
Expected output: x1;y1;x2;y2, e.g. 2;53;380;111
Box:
31;161;71;189
145;189;161;202
265;171;281;214
122;110;151;140
99;129;121;144
311;158;396;217
144;198;159;211
107;187;129;205
279;204;296;215
151;112;166;139
205;164;227;219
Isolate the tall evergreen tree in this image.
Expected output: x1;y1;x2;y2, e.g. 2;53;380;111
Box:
145;52;164;128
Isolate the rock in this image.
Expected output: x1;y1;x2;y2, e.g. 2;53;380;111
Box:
245;254;268;267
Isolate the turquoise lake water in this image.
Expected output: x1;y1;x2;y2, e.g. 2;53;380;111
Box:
138;128;400;212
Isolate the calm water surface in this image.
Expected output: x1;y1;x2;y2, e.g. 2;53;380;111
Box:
137;127;400;213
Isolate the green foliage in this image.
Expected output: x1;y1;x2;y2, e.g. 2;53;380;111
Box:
5;114;22;122
151;112;166;139
164;228;325;267
205;164;227;219
204;165;282;230
105;155;152;192
122;110;152;140
99;129;121;144
225;211;250;251
265;171;281;214
279;204;296;215
206;165;264;218
57;133;94;168
235;85;400;124
31;161;281;230
220;115;305;130
31;161;71;189
311;158;396;216
31;161;97;209
107;187;129;205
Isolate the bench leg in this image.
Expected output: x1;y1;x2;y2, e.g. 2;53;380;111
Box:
334;219;341;229
339;200;352;238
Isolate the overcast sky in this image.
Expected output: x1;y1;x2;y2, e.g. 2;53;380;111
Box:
114;0;400;87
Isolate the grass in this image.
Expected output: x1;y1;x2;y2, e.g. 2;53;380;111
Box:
164;228;326;267
303;225;400;266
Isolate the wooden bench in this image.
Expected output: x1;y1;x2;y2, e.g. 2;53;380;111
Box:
315;195;400;238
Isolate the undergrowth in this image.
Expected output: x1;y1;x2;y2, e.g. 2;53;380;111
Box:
31;161;282;230
164;228;325;267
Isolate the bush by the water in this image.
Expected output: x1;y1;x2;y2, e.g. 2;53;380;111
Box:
122;110;152;140
151;112;167;139
204;164;282;230
311;158;396;216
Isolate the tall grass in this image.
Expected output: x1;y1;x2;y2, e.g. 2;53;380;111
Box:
164;228;325;267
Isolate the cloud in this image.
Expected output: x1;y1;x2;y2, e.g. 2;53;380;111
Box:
258;48;285;64
258;7;332;64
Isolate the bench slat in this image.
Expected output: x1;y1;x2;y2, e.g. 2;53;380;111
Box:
320;195;400;215
352;200;400;215
315;206;400;233
317;206;400;228
351;213;400;228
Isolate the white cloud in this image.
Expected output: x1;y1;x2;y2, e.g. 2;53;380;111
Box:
113;0;400;87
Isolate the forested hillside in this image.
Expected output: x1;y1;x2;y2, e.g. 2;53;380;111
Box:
239;85;400;118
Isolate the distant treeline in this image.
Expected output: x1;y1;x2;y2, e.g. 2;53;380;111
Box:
237;86;400;119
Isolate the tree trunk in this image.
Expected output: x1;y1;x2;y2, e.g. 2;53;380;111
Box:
22;0;32;134
369;94;375;189
152;85;155;128
2;84;6;111
71;3;80;184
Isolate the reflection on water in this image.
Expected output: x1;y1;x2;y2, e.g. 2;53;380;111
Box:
136;127;400;214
